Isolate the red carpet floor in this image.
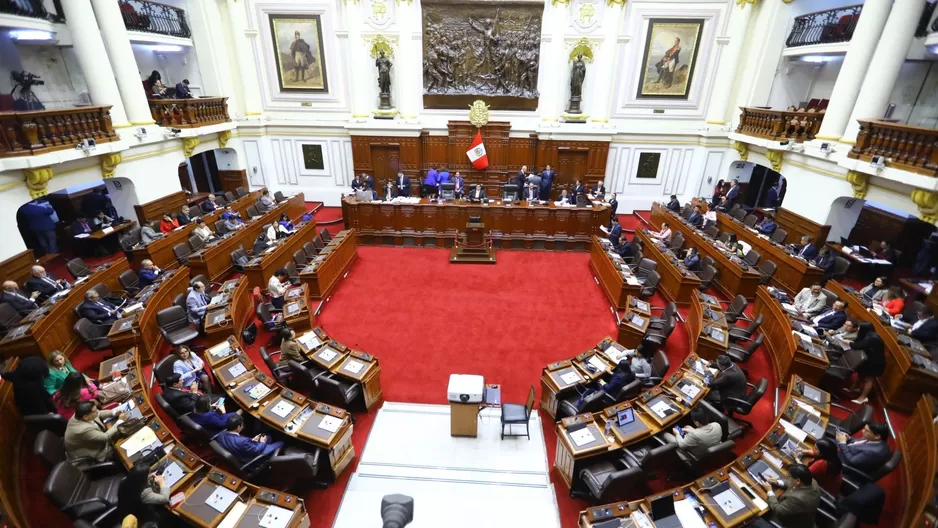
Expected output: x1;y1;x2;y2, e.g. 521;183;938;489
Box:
16;209;906;528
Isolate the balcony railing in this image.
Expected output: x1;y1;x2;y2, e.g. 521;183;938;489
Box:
786;5;861;48
119;0;190;39
0;106;118;158
0;0;64;21
149;97;230;128
736;107;825;143
848;120;938;177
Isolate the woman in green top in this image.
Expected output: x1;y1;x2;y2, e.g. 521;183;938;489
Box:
44;350;94;395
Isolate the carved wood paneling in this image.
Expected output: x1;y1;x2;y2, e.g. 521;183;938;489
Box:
0;249;38;287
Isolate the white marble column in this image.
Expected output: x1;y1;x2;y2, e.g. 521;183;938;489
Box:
540;2;568;122
815;0;891;140
843;0;926;142
731;0;793;125
589;3;623;123
396;0;419;120
705;2;755;125
61;0;128;127
345;2;371;119
226;0;264;116
186;0;239;113
89;0;154;126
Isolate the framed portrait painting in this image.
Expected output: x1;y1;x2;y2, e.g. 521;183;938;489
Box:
269;14;329;93
636;18;704;99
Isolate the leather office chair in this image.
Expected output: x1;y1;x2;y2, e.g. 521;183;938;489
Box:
731;209;747;222
316;375;362;411
154;391;185;421
641;319;676;356
649;302;677;330
674;429;736;472
256;299;285;341
723;378;767;434
177;413;217;447
639;270;660;299
312;236;325;252
215;219;230;236
117;270;140;296
573;455;643;503
697;265;718;291
231;248;249;272
34;429;66;469
215;195;228;207
224;191;236;203
557;389;608;420
821;288;840;307
902;301;926;323
90;284;127;306
822;349;866;392
43;461;124;521
726;333;764;363
703;226;719;238
118;234;136;252
74;318;111;352
825;403;873;438
743;249;761;267
743;214;758;228
501;385;535;440
156;306;199;347
681;205;692;219
0;302;23;333
729;313;764;342
287;360;329;396
66;258;93;280
172;242;191;266
24;413;68;436
275;191;287;203
259;347;293;385
757;260;777;284
669;235;685;252
283;262;302;286
320;228;332;244
831;257;851;282
842;450;901;493
720;295;750;324
303;241;318;259
771;228;788;244
153;353;181;387
293;249;308;267
188;233;205;251
647;350;670;385
208;437;283;481
622;440;679;478
700;256;715;269
173;292;186;309
236;186;248;198
634;258;657;278
246;205;260;220
716;232;732;244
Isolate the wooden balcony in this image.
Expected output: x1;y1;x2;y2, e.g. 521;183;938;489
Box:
848;120;938;177
735;107;825;143
0;106;118;158
149;97;230;129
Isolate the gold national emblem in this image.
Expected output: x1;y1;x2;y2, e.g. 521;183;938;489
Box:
468;100;490;128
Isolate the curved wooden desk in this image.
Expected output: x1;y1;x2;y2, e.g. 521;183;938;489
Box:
635;229;701;304
0;258;129;359
343;196;610;251
243;213;317;290
106;267;191;362
590;236;642;310
204;277;255;340
899;395;938;527
294;327;384;411
753;286;830;387
298;229;358;300
576;376;831;528
687;291;729;361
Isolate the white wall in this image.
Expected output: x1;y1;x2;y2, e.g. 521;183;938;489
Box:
727;161;755;183
825;196;864;243
131;44;204;96
104;177;140;221
766;56;842;110
0;31;89;109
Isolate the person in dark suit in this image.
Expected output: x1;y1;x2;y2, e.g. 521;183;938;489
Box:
452;172;465;198
513;166;526;194
200;194;218;213
363;173;376;191
794;236;818;260
216;414;284;465
138;259;162;287
872;240;895;262
524;183;539;202
176;205;193;226
911;306;938;343
666;195;681;212
1;280;39;315
161;373;201;415
608;193;618;223
81;188;111;216
835;422;891;473
24;265;68;303
614;238;633;259
758;463;821;528
78;290;119;325
813;247;836;283
705;355;747;411
765;185;779;208
601;216;622;246
20;200;58;256
687;205;704;227
684;247;701;271
847;322;885;405
175;79;193;98
469;184;487;202
590;181;606;199
757;213;778;235
72;216;94;235
572;180;586;198
810;300;848;331
726;180;740;203
381;182;397;201
540;165;555;200
557;189;573;205
714;196;731;212
395;171;411;197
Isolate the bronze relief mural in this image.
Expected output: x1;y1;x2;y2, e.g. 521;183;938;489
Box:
422;0;543;110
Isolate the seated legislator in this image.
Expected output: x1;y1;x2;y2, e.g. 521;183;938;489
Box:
556;189;573;205
812;247;836;282
45;350;93;395
92;211;113;228
650;221;672;244
589;181;606;200
119;463;171;526
186;281;211;330
25;265;68;303
469;184;487;202
795;438;843;495
161;373;202;415
64;401;128;463
666;195;681;212
173;345;210;391
757;463;821;528
860;277;888;303
793;283;827;317
190;395;239;436
216;414;284;465
53;371;99;420
253;232;271;255
911;306;938;343
600;216;622;246
525;171;541;194
159;212;179;234
1;280;39;314
614;238;634;259
258;189;276;212
835;422;891;473
524;182;539;202
714;196;731;212
140;223;162;245
138;259;162;287
872;240;895;262
268;269;289;309
395;171;411;197
810;300;848;331
824;318;859;344
705;355;747;411
757;213;778;235
684;247;701;271
79;290;119;325
200;194;219;213
175;78;193;98
277;328;304;368
662;408;723;459
192;217;215;243
222;208;245;231
72;215;94;236
573;359;635;411
277;213;295;236
878;287;905;316
793;236;818;260
572;179;586;198
453;172;466;197
687;205;704;228
176;204;194;226
381;181;397;202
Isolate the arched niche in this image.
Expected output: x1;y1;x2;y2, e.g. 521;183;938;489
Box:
179;147;246;195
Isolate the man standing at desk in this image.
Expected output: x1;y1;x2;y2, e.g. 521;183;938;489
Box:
726;180;740;204
268;269;289;309
186;281;210;331
600;216;622;246
25;265;68;303
453;172;465;198
540;165;555;200
423;167;438;198
216;415;283;465
705;355;747;411
396;171;411;197
794;284;827;317
2;280;39;315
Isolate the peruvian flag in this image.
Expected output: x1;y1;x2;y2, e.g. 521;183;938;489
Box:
466;131;488;170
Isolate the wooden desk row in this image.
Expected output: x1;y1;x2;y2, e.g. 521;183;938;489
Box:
716;212;824;295
189;194;308;282
127;190;264;273
0;257;129;359
826;281;938;412
898;395;938;527
634;229;701;304
298;229;358;300
589;236;642;310
753;286;831;388
686;290;730;360
111;347;311;528
295;326;384;411
576;376;831;528
243;213;318;290
342;196;610;251
650;203;761;300
754;207;832;248
203;277;256;339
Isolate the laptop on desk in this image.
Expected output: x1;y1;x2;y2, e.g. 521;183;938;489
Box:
650;495;682;528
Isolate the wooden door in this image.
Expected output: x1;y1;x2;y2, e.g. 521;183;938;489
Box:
178;162;192;193
370;146;401;187
556;150;588;191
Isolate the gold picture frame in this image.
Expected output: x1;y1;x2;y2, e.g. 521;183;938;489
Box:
270;14;329;93
637;18;704;99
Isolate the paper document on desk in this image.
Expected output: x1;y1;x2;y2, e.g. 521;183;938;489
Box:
603;346;632;364
121;303;143;315
74;233;90;238
259;505;293;528
625;276;641;286
587;356;606;372
793;331;814;344
730;474;768;510
650;400;672;418
868;258;892;265
271;401;295;419
319;415;342;433
794;399;821;417
569;427;596;447
680;383;701;399
318;348;338;362
206;486;238;513
217;501;247;528
560;371;581;385
122;426;158;457
162;461;186;489
674;500;707;528
344;359;365;374
249;384;271;400
781;303;798;314
779;419;808;443
298;333;321;349
714;489;746;516
227;363;247;378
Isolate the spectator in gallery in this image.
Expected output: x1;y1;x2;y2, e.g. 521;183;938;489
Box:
175;78;193;98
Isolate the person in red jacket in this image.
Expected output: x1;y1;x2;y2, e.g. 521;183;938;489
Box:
159;212;179;233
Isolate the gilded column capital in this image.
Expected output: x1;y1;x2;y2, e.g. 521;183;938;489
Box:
844;170;868;199
101;153;122;179
183;137;200;159
735;0;758;7
25;167;53;198
218;130;233;149
607;0;626;6
765;149;783;173
733;140;748;161
551;0;571;6
911;189;938;224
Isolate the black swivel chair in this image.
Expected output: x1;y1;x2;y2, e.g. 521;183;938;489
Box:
649;302;677;330
259;347;293;385
743;214;758;227
153;353;181;387
757;260;777;285
669;235;685;252
215;220;230;236
0;302;23;333
822;350;867;393
501;385;535;440
312;237;325;252
73;318;111;352
703;226;719;238
639;270;660;299
841;450;901;493
698;265;718;291
173;293;186;309
172;242;191;266
246;205;260;220
701;256;716;269
208;438;327;489
156;306;199;347
557;389;609;420
34;430;67;470
224;191;236;203
287;360;329;397
275;191;287;203
303;242;318;259
831;257;851;282
726;333;764;363
43;461;124;521
117;270;140;296
24;413;68;436
66;258;92;280
641;317;676;355
723;378;768;435
154;391;187;422
293;249;308;268
188;234;206;251
231;248;249;272
320;228;332;244
729;313;764;342
316;375;363;411
573;454;643;503
771;228;788;244
235;186;248;198
743;249;761;267
720;295;750;324
824;403;873;438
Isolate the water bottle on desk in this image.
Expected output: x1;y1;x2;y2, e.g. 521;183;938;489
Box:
605;420;613;441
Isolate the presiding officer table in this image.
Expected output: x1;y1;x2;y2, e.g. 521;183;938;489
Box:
343;196;610;251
